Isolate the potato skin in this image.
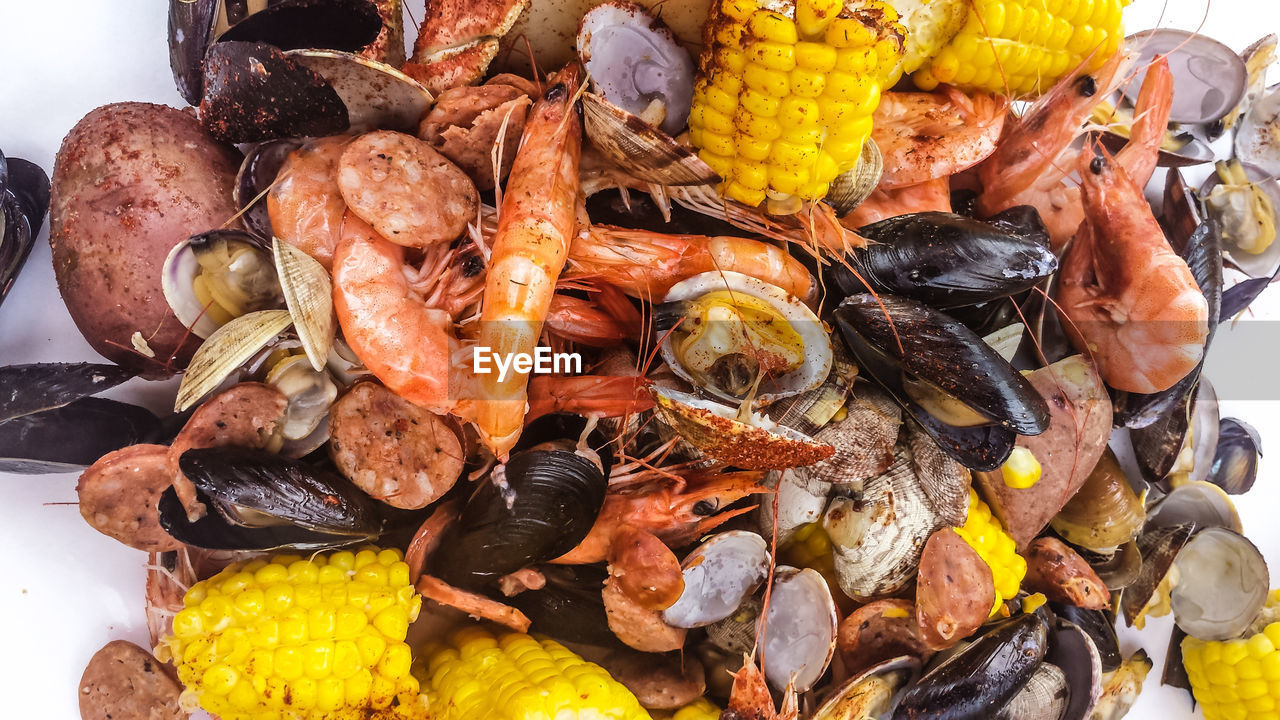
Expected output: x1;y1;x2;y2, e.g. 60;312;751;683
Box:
49;102;241;378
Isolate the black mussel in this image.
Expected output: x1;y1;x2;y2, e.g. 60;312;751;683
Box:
1209;418;1262;494
1162;625;1192;692
236;139;304;240
1160;167;1203;249
833;294;1049;470
0;397;161;474
168;0;219;105
513;412;616;474
200;41;349;144
159;446;380;550
827;212;1057;310
1051;604;1121;674
508;565;619;647
0;362;135;422
0;188;31;311
1121;524;1194;628
984;205;1052;248
1221;276;1272;321
3;157;50;233
436;448;608;589
892;612;1049;720
1044;618;1104;720
1094;129;1216;168
584;190;747;237
1130;376;1219;487
0;152;50;310
215;0;383;53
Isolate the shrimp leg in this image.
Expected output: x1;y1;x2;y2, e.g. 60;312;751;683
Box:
475;64;584;457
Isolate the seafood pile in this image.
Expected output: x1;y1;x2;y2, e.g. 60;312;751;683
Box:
5;0;1280;719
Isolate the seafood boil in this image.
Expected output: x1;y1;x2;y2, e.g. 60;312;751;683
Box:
8;0;1280;719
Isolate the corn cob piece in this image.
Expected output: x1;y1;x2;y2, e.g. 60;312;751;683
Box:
782;522;842;597
911;0;1127;95
954;488;1027;614
420;627;651;720
1184;590;1280;720
1000;447;1043;489
688;0;906;211
160;548;425;720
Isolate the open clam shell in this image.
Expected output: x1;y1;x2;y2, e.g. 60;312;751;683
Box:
175;309;294;412
286;49;434;133
1236;82;1280;177
1199;161;1280;278
162;230;285;340
1145;480;1242;533
1123;29;1248;125
658;271;832;408
1208;418;1262;495
648;386;834;470
262;354;338;458
1050;448;1144;554
582;92;718;186
273;237;334;371
811;656;921;720
759;567;839;693
663;530;771;629
993;662;1070;720
1170;527;1269;641
827;139;884;216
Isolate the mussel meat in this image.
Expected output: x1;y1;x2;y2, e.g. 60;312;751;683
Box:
834;293;1050;470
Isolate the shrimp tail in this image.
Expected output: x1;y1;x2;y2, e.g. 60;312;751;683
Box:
1116;55;1173;188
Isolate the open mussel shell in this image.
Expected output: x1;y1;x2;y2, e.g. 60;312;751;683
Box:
0;187;34;311
0;362;135;423
1130;374;1219;486
1199;161;1280;278
0;397;161;474
176;309;294;411
3;156;50;234
1209;418;1262;494
513;413;616;473
812;656;921;720
1050;604;1122;674
648;386;834;470
1084;539;1143;591
891;612;1049;720
1050;448;1145;554
833;294;1049;471
273;237;334;370
236;139;303;240
582;92;717;186
832;213;1058;309
509;565;616;647
576;0;695;137
159;445;380;550
760;567;839;692
657;270;831;407
200;41;349;144
1236;82;1280;177
286;50;434;132
1123;29;1248;125
163;230;284;340
1170;527;1269;641
436;448;608;590
1040;618;1104;720
1145;480;1242;533
168;0;219;105
663;530;770;629
827;139;883;216
212;0;383;52
1121;523;1194;627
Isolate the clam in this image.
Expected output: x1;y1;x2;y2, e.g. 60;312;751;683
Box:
1049;448;1145;554
1170;527;1269;641
273;237;334;370
1121;523;1193;628
1200;160;1280;278
829;213;1058;310
663;531;771;629
833;294;1050;471
285;49;434;133
582;92;719;187
175;309;294;412
812;656;920;720
993;663;1069;720
1122;29;1248;126
1145;480;1242;533
827;140;884;216
1236;82;1280;176
648;385;835;470
1208;418;1262;494
262;354;338;457
1221;34;1277;136
157;445;381;550
576;0;695;137
705;596;762;655
759;567;839;692
765;343;860;437
762;469;831;547
162;230;285;340
657;271;831;408
235;139;304;240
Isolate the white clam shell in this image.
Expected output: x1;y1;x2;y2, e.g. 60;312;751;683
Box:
175;309;294;412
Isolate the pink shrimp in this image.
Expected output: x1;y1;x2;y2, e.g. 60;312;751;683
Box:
267;136;351;270
1056;149;1208;393
841;177;953;228
872;88;1008;189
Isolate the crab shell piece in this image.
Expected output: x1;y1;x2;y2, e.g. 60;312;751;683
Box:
404;0;530;94
648;386;834;470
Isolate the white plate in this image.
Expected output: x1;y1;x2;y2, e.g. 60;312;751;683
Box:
2;1;1279;718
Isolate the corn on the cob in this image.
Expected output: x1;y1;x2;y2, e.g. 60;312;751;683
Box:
911;0;1127;95
1000;447;1042;489
1184;590;1280;720
160;548;425;720
420;627;651;720
689;0;906;211
954;488;1027;614
652;697;722;720
782;522;842;596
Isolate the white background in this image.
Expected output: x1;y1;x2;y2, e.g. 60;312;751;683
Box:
1;1;1278;717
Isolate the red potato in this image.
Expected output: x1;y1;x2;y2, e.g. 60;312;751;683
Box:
975;355;1113;549
49;102;241;378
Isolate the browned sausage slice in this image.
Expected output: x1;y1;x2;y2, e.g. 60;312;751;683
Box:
337;130;479;247
603;575;687;653
329;382;465;509
607;525;684;611
601;648;706;710
77;444;182;552
78;640;184;720
915;527;995;651
1024;536;1112;610
837;599;932;677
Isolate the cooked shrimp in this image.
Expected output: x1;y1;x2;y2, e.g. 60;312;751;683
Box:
674;184;866;255
1113;55;1174;190
872;88;1008;189
474;64;585;457
568;227;815;302
332;213;459;412
545;292;635;347
841;177;952;228
1057;150;1208;393
267;136;350;270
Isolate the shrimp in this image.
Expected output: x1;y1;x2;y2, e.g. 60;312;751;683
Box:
267;136;350;270
723;653;799;720
1056;150;1208;393
674;184;866;255
872;88;1008;189
474;64;584;457
841;177;952;228
567;227;815;302
553;470;766;564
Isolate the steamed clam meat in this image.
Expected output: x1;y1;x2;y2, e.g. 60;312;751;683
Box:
162;230;284;339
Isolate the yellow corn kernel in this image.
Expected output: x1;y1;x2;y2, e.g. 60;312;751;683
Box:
704;85;739;116
699;150;735;179
795;41;838;72
747;42;797;72
955;488;1026;614
726;181;767;207
700;132;737;158
796;0;842;38
789;66;827;98
734;110;782;142
1001;447;1043;489
735;135;772;162
743;64;790;98
739;88;781;118
732;158;770;190
748;10;798;44
825;18;877;49
721;0;756;22
714;49;748;76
